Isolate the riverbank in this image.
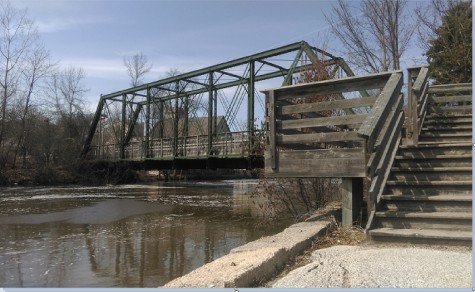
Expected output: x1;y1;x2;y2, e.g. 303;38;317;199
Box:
0;163;136;187
163;201;472;288
162;201;349;287
0;161;261;187
163;220;332;288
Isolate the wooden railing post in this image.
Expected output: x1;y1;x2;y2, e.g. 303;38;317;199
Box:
407;67;418;145
342;178;363;228
267;90;276;169
407;66;429;146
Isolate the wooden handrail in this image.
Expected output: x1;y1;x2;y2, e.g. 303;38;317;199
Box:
358;72;405;224
358;71;403;152
262;70;407;227
406;66;429;145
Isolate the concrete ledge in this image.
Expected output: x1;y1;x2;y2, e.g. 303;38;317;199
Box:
163;221;330;288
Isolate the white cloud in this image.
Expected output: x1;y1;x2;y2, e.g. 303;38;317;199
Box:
59;58;125;79
36;17;110;33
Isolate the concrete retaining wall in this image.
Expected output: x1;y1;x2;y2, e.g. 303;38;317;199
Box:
163;221;330;288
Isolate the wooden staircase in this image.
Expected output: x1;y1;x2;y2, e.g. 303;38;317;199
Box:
367;78;472;245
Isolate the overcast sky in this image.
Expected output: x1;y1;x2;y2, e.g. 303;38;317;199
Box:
14;0;426;111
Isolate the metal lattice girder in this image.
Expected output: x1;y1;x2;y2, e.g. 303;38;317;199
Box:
81;41;354;158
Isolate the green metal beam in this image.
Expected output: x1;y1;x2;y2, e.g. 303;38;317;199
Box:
81;97;105;158
100;41;326;100
208;72;214;155
248;60;255;153
124;104;143;146
145;89;151;158
141;61;339;105
120;94;127;159
283;47;304;86
82;41;354;159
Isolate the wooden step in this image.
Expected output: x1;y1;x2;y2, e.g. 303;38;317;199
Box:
385;180;472;196
397;144;471;156
381;193;472;201
422;125;472;131
391;166;472;172
417;139;472;145
393;156;472;168
375;211;471;219
428;106;472;115
424;114;472;121
380;194;472;212
421;129;472;136
396;153;471;159
390;167;472;181
386;180;472;186
420;132;472;138
385;183;472;196
368;228;472;245
424;113;472;123
373;211;472;231
419;134;472;143
367;102;472;246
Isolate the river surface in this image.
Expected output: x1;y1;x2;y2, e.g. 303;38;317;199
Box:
0;180;291;287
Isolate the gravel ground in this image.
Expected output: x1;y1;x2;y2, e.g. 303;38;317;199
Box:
272;245;472;288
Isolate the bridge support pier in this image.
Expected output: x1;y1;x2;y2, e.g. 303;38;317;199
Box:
342;178;363;228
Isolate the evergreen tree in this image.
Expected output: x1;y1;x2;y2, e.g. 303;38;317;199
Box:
426;1;472;84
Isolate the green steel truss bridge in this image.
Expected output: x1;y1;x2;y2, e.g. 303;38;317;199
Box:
81;41;355;169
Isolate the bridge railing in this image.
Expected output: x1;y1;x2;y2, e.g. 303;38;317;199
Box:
86;131;251;160
263;71;404;226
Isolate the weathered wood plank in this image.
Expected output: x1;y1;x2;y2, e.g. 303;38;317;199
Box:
342;178;363;228
265;148;366;177
429;83;472;93
431;95;472;103
267;91;276;169
367;96;403;176
376;126;402;179
412;67;429;92
277;131;363;144
358;71;403;150
416;79;429;103
262;71;392;101
367;110;404;177
368;133;401;206
265;148;364;160
428;105;472;113
279;114;366;130
418;82;429;118
280;96;376;115
374;94;404;150
279;126;340;135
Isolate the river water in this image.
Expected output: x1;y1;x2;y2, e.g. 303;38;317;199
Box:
0;180;291;287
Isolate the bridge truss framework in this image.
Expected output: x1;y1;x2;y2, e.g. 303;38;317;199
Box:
81;41;355;169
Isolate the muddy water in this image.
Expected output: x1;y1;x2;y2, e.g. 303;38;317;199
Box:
0;180;291;287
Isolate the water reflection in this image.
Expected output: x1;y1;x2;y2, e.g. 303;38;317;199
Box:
0;181;290;287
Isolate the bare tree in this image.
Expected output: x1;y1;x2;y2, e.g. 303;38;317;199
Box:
325;0;416;73
0;0;37;165
123;51;152;87
48;66;88;138
12;45;56;167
